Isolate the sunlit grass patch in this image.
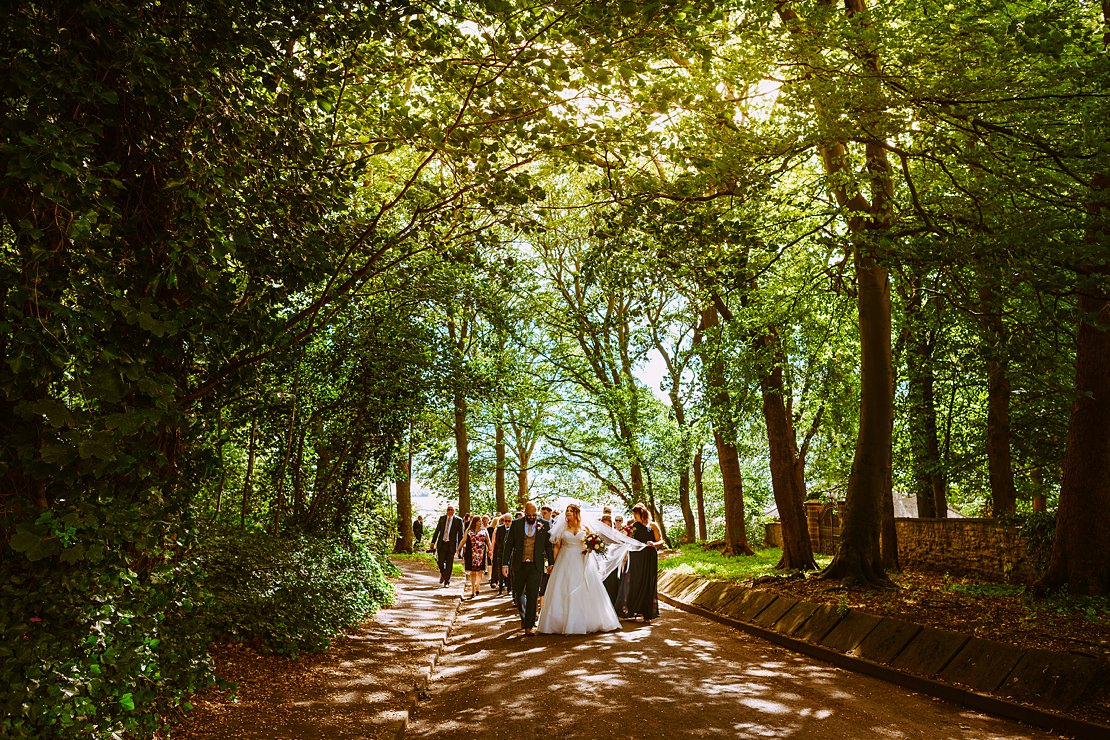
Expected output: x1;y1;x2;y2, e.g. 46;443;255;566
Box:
660;543;831;583
391;552;464;576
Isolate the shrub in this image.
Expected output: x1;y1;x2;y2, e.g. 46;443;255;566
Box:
1014;511;1056;577
0;509;212;739
198;529;395;655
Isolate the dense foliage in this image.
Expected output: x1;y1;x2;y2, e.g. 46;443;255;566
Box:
200;529;395;656
2;0;1108;736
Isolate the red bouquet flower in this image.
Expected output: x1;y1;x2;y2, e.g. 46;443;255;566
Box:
582;532;607;556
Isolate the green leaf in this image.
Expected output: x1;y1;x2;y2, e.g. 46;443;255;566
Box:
119;693;135;711
9;529;41;554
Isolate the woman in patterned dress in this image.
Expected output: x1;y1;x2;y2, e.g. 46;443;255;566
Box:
457;516;490;598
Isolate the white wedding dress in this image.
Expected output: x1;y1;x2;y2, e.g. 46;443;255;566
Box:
537;528;622;635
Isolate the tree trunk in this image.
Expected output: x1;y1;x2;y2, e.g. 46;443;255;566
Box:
677;466;695;543
1039;173;1110;596
820;244;894;587
495;423;507;513
881;464;899;571
394;453;413;553
670;391;696;543
644;467;670;546
906;324;946;518
1030;468;1047;513
215;406;226;520
713;430;751;556
694;445;707;540
453;392;471;514
758;331;817;570
979;283;1018;517
629;458;645;502
700;304;752;556
985;353;1018;517
516;449;530;508
240;413;258;530
293;426;306;517
778;0;895;588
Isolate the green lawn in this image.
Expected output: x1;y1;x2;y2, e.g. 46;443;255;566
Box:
391;551;464;576
660;544;832;582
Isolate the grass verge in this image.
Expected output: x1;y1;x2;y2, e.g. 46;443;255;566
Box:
391;551;464;577
659;543;831;582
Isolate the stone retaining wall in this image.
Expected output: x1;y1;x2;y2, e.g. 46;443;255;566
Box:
765;517;1037;583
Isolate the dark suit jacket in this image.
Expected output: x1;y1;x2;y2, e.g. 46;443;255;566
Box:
492;523;509;558
502;517;554;573
431;515;463;550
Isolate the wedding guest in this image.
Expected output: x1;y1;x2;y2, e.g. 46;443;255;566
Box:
430;505;463;587
501;502;555;636
600;514;620;607
492;513;512;595
538;506;554;611
457;516;490;599
413;515;424;544
619;503;661;622
483;515;495;581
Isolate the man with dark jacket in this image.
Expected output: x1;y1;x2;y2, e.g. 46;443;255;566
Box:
430;505;463;587
501;502;555;636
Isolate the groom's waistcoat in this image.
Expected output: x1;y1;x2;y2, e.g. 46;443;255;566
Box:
522;529;537;562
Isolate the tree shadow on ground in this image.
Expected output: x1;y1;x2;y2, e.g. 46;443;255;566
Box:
408;589;1051;739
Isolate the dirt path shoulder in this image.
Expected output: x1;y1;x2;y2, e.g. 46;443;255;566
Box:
170;558;461;739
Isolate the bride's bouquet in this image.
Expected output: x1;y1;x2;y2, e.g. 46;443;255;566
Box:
582;532;607;557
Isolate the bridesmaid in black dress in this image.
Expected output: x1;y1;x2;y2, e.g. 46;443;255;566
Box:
600;514;621;607
620;503;661;621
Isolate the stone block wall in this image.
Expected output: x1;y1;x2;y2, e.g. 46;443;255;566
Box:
894;518;1037;583
763;516;1037;583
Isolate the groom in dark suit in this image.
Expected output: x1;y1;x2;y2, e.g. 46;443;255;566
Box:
501;502;554;636
430;505;463;587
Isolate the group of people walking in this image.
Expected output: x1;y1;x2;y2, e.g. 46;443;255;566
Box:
420;501;662;636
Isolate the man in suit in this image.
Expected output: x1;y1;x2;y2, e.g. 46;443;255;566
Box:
501;502;555;636
491;513;512;596
430;505;463;587
413;515;424;544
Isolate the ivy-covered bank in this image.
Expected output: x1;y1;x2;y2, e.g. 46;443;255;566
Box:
3;524;395;738
2;3;412;737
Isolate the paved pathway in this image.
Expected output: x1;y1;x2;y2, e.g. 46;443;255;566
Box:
406;589;1057;739
178;558;461;739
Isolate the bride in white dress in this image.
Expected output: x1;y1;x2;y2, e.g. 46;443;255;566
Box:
537;503;646;635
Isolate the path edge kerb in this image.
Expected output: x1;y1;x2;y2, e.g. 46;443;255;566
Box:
389;566;465;740
658;573;1109;740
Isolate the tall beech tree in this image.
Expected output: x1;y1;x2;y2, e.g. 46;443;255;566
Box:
777;0;898;586
696;302;753;556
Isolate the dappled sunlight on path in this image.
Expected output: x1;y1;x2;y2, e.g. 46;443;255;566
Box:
177;560;460;739
407;589;1054;739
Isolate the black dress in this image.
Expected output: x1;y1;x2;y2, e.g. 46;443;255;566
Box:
492;523;510;590
621;522;659;620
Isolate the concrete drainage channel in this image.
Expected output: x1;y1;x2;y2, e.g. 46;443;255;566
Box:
658;571;1109;739
391;587;465;740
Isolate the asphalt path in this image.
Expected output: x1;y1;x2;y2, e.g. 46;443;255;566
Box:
406;586;1059;739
